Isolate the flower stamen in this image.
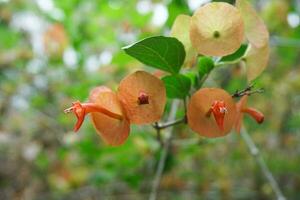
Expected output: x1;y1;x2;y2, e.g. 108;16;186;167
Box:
138;91;149;105
206;100;227;131
64;101;123;132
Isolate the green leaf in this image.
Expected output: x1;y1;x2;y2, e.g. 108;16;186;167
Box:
184;72;197;87
122;36;186;74
198;56;215;78
162;74;191;99
219;44;248;63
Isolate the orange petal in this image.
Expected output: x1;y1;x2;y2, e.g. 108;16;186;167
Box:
236;0;269;48
187;88;237;138
89;86;130;146
235;95;248;134
245;43;270;82
118;71;166;124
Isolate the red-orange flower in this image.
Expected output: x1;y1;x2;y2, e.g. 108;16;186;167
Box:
117;71;166;124
64;86;130;146
187;88;237;138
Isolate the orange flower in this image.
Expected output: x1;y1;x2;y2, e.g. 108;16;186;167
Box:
235;95;264;134
117;71;166;124
187;88;237;138
64;70;167;144
64;86;130;146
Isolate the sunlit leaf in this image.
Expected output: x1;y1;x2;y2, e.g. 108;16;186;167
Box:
123;36;186;74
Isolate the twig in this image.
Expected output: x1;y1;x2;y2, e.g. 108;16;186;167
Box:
240;127;286;200
172;138;201;146
198;74;209;88
232;84;264;98
149;100;180;200
154;122;163;146
183;97;187;115
153;117;186;130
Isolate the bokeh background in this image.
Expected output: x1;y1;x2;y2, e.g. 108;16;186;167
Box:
0;0;300;199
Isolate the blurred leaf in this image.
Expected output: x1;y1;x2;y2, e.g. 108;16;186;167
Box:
166;0;190;28
219;44;248;63
0;26;21;48
35;152;50;171
162;74;191;99
123;36;186;74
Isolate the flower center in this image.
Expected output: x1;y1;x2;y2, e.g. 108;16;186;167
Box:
206;100;227;131
213;30;220;39
138;91;149;105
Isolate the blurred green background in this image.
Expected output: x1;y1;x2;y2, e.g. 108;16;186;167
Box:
0;0;300;199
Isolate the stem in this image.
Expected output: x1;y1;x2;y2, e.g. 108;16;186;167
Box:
149;100;180;200
198;74;208;88
154;122;163;146
183;97;187;115
153;117;186;130
240;127;286;200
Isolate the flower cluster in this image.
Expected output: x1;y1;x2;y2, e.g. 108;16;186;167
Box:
65;1;269;145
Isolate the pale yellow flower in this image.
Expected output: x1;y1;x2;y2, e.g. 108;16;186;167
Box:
190;2;244;56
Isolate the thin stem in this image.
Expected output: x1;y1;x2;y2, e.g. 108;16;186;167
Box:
183;97;187;115
149;100;180;200
153;117;186;130
232;84;264;98
154;122;163;146
198;74;208;88
240;127;286;200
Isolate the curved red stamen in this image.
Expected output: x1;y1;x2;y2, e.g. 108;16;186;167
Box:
64;101;123;132
207;100;227;131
